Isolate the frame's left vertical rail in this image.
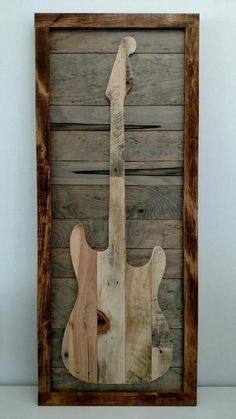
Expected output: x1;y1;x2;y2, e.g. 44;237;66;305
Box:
35;24;51;402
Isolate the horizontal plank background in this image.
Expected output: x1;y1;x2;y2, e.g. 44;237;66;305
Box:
49;28;184;392
51;131;184;161
50;29;185;53
51;105;184;130
50;53;184;106
52;219;182;249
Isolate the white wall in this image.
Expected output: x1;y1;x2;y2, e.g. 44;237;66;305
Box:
0;0;236;386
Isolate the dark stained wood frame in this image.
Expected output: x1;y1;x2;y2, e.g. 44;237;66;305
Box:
36;13;199;406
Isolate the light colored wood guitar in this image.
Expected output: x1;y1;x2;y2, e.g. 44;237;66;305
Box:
62;36;173;385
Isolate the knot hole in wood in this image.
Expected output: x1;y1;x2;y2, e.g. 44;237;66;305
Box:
97;309;110;335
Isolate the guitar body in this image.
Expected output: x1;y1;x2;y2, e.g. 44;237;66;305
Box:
62;36;173;385
62;223;173;384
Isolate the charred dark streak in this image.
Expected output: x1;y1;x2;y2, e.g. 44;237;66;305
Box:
73;168;183;176
51;123;161;131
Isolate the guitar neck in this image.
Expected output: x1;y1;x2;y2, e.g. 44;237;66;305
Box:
108;97;126;258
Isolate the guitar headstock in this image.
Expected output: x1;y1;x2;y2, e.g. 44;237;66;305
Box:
106;36;136;102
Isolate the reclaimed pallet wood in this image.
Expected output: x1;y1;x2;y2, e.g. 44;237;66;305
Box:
51;105;184;130
51;366;182;392
61;226;97;383
52;161;183;186
35;12;199;29
61;36;173;385
36;13;198;406
50;29;184;53
52;185;183;219
51;249;183;278
52;327;183;368
50;53;184;106
51;130;184;162
51;219;183;249
51;276;183;330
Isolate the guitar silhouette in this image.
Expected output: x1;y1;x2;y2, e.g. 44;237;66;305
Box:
62;37;173;384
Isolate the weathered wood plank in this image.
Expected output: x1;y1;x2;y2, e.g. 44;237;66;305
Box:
52;185;183;219
52;248;183;278
52;161;184;175
51;105;184;130
51;130;184;161
35;12;199;29
50;29;184;54
51;276;183;330
52;161;183;186
183;20;199;395
52;328;183;368
151;248;173;380
126;247;172;384
50;54;184;106
61;225;97;383
36;27;51;394
52;219;182;249
96;37;135;385
52;174;182;186
51;366;182;392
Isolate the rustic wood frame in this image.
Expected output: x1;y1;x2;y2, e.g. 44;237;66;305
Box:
36;13;199;406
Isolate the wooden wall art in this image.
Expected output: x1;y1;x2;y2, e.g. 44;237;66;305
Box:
36;13;199;406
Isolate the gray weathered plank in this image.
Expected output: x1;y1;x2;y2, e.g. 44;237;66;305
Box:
51;366;182;391
52;161;183;186
52;185;183;219
51;248;183;278
51;130;184;162
52;219;182;249
50;29;184;54
52;327;183;368
50;53;184;106
51;277;183;329
51;105;184;130
52;174;182;186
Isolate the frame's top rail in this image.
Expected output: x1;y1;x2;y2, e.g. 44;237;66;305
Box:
35;13;199;29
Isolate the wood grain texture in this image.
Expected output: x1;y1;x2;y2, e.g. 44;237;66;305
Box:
52;219;183;249
51;277;183;330
51;366;182;394
51;105;184;130
96;182;126;384
50;29;184;53
36;27;51;394
35;13;199;29
52;248;183;279
39;388;196;406
50;53;184;106
52;327;183;368
95;38;136;384
61;225;97;383
36;13;199;406
151;248;173;380
52;185;183;219
51;130;184;162
126;247;172;384
52;161;183;186
183;21;199;395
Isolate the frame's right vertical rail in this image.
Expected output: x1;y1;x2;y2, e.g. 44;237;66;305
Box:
183;17;199;400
